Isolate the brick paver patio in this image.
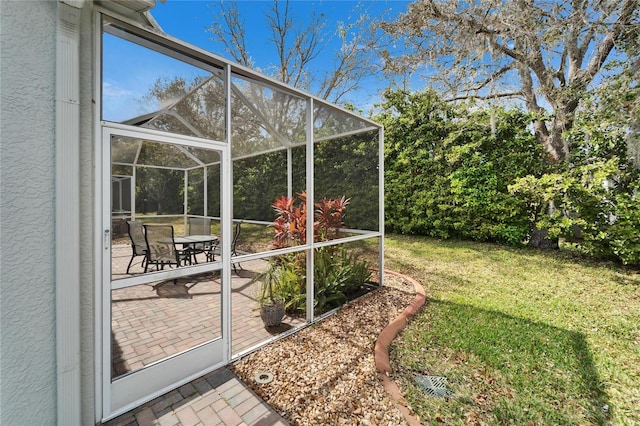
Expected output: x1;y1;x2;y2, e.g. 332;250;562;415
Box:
111;243;305;377
104;244;303;425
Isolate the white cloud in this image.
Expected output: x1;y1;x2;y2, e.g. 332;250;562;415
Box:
103;81;133;98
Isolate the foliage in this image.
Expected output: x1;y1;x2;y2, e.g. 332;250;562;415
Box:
510;166;640;264
271;192;310;247
271;191;350;248
261;192;372;314
567;57;639;168
509;160;619;236
508;63;640;264
260;254;306;313
384;235;640;424
135;165;184;215
257;259;281;305
233;151;289;221
313;132;380;231
379;89;453;236
607;185;640;265
314;196;350;240
379;84;639;264
378;0;639;162
314;246;372;313
379;88;546;245
444;108;546;244
274;192;332;243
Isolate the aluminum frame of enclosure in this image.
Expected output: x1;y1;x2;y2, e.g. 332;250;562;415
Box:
96;7;384;422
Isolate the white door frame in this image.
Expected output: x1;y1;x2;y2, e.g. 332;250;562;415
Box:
99;123;232;421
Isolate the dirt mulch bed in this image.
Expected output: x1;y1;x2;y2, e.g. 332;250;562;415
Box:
231;273;418;425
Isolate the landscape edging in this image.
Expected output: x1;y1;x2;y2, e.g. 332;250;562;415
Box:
374;269;427;426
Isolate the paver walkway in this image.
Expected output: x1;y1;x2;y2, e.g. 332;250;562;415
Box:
104;367;289;426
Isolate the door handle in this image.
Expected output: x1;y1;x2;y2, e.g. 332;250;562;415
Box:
104;229;110;250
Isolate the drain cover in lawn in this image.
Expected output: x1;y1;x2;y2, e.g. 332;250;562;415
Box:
414;374;454;398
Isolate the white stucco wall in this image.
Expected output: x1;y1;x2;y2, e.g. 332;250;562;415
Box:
1;1;59;424
1;1;96;424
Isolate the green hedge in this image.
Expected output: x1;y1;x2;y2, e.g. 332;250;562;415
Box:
378;89;545;245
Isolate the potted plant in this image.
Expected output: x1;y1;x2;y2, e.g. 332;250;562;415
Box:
257;264;285;327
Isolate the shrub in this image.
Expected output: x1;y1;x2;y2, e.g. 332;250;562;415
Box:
263;192;372;314
509;160;640;265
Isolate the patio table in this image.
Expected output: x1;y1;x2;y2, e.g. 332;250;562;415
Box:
171;235;219;246
159;235;219;264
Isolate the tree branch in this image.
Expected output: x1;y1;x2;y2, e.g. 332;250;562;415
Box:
445;91;523;102
579;0;637;83
465;65;517;93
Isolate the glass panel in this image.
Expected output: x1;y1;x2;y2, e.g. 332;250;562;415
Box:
314;129;380;241
102;19;225;141
111;271;222;379
142;113;199;139
229;221;271;256
112;135;224;170
111;137;140;166
112;176;132;214
233;151;288;221
230;73;307;158
313;102;372;140
291;145;307;195
232;144;308;252
187;169;204;217
314;239;380;316
111;136;222;280
205;164;221;219
187;163;222;223
231;253;307;356
142;78;226;141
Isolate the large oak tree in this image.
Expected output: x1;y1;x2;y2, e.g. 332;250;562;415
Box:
379;0;639;162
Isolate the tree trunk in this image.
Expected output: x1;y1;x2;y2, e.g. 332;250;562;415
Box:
528;200;559;249
528;226;559;250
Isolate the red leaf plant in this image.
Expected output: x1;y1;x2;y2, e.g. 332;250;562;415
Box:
271;192;350;249
314;196;349;241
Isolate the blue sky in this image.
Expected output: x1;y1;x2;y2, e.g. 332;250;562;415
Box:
103;0;412;122
150;0;409;72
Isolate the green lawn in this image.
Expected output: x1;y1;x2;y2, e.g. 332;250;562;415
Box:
384;235;640;425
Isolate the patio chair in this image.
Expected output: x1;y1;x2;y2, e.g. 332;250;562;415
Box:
143;224;188;272
231;221;244;273
208;221;244;273
126;220;147;274
188;217;217;262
